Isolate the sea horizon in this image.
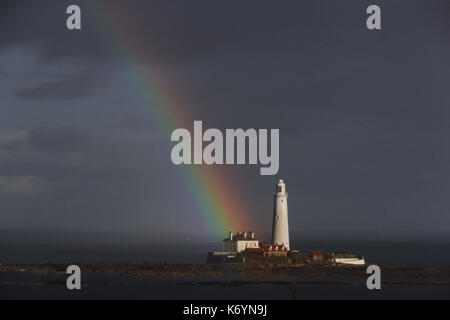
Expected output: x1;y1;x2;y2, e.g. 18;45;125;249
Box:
2;230;449;267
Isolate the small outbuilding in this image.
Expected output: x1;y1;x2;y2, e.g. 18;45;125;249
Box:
312;251;324;262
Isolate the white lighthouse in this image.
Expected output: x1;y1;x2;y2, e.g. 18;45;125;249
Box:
272;179;290;250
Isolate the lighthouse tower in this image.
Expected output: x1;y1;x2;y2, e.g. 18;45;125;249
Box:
272;179;290;250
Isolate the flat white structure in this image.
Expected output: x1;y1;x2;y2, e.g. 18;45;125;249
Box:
332;254;366;265
222;231;259;253
272;179;290;250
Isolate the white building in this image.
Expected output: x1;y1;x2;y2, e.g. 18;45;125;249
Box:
272;179;290;250
222;231;259;253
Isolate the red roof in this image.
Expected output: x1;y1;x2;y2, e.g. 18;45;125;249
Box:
261;244;287;252
246;247;263;253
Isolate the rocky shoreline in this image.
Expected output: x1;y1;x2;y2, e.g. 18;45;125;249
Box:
1;261;449;279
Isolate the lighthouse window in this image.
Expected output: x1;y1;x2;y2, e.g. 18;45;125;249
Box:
277;186;282;193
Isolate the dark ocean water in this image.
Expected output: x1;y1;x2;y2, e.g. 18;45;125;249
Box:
1;241;450;267
1;272;449;300
1;231;449;299
1;233;449;267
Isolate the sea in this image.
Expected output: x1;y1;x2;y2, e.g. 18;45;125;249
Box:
1;231;449;267
1;231;449;299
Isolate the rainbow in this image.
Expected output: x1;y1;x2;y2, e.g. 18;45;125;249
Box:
89;2;255;238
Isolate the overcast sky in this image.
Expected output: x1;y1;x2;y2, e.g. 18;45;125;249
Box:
1;0;449;242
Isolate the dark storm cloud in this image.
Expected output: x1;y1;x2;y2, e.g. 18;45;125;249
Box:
28;126;89;153
16;72;108;100
0;0;110;63
2;0;450;66
0;124;188;233
0;130;28;150
1;1;450;240
2;0;310;64
1;0;283;63
0;1;391;64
